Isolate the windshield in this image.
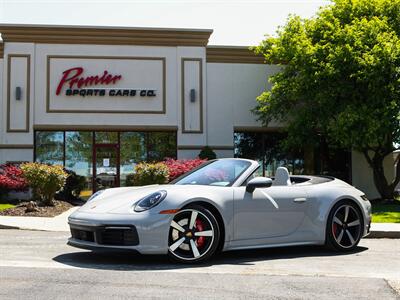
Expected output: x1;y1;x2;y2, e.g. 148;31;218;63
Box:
173;159;251;187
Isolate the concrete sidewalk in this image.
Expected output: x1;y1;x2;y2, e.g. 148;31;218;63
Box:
0;208;399;238
0;207;78;232
369;222;400;238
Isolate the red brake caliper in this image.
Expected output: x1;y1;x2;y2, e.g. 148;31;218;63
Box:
195;219;206;248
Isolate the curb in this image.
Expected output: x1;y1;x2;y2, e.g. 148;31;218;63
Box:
0;224;20;230
366;231;400;239
0;207;78;232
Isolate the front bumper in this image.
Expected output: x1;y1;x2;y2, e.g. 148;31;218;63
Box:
67;210;171;255
362;200;372;237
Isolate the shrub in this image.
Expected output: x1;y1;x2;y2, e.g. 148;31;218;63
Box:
125;173;135;187
132;162;169;186
0;164;28;200
55;169;86;201
198;146;217;160
164;158;207;181
20;163;68;206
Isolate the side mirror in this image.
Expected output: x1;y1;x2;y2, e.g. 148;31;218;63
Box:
246;177;273;193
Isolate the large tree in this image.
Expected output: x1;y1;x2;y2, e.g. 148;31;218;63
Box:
254;0;400;199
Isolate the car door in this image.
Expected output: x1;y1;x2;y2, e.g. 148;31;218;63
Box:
233;184;308;240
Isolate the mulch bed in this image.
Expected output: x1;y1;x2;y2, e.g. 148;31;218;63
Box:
0;200;74;217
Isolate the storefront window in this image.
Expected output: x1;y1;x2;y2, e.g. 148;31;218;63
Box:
120;132;146;186
35;130;177;192
234;131;351;182
35;131;64;166
234;131;304;177
65;131;93;198
95;132;118;144
148;132;177;161
313;139;352;182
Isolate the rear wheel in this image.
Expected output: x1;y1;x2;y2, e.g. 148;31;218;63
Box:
168;205;220;263
326;201;363;251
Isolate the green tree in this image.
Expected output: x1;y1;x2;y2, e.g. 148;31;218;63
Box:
254;0;400;199
198;146;217;160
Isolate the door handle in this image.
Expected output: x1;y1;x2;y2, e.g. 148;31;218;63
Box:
294;197;307;203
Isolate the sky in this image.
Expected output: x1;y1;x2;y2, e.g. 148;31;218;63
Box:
0;0;331;45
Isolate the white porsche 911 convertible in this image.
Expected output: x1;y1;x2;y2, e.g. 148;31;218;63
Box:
68;158;372;263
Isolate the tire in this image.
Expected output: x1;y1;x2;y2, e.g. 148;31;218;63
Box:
168;204;220;263
326;200;363;251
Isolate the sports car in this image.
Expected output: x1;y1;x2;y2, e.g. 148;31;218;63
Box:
68;158;372;263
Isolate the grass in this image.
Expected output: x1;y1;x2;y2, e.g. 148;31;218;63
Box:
0;203;16;212
372;204;400;223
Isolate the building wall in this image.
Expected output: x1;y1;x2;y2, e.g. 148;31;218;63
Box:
0;57;3;145
1;40;280;162
352;150;395;199
0;42;211;157
1;43;34;147
0;148;32;164
206;62;282;148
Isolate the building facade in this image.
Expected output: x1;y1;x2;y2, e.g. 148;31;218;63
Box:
0;24;395;197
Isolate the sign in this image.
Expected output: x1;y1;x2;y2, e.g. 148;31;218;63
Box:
46;56;166;113
56;67;157;98
56;67;121;95
103;158;110;167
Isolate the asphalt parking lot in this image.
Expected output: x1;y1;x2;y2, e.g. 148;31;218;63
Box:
0;230;399;299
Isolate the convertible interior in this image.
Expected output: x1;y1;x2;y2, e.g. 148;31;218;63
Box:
272;167;334;186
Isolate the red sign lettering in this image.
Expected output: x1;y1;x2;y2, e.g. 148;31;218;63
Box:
56;67;122;95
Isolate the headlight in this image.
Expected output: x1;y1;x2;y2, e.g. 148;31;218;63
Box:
134;190;167;212
87;190;105;202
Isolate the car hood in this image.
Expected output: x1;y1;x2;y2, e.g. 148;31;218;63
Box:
76;184;231;214
77;185;168;214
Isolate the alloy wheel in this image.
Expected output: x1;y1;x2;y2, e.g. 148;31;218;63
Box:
168;209;215;261
331;204;362;248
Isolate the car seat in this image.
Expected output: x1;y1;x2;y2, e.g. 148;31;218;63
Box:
273;167;291;186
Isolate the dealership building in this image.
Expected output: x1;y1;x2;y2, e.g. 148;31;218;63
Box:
0;24;395;198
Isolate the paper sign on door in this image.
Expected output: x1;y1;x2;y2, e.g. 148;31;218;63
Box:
103;158;110;167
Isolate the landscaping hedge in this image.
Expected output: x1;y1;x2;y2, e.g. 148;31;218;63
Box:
128;158;207;186
0;164;28;201
131;162;169;186
20;163;68;206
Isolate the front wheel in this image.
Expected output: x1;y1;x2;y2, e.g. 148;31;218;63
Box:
326;201;363;251
168;205;220;263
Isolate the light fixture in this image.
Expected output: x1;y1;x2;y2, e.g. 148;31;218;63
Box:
190;89;196;102
15;87;22;101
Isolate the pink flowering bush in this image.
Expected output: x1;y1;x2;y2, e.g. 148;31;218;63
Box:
0;164;28;199
164;158;207;181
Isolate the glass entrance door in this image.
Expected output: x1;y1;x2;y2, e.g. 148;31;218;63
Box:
94;145;120;192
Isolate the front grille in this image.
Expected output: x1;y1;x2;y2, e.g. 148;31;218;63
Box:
70;225;139;246
71;228;95;242
98;227;139;246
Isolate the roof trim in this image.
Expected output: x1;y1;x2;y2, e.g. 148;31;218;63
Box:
0;24;213;48
0;144;33;149
33;124;178;132
206;46;265;64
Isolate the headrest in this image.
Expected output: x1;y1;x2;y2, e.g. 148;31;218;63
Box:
274;167;291;186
